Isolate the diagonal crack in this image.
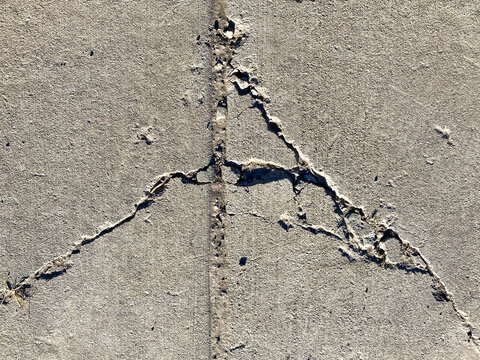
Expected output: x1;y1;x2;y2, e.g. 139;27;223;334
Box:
228;58;480;350
0;161;213;307
224;158;430;273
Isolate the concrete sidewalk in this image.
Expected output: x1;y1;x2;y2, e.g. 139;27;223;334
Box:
1;1;479;359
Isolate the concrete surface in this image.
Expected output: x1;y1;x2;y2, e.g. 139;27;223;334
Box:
1;0;479;359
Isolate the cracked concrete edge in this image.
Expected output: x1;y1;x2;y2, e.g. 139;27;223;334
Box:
227;48;480;350
0;160;213;307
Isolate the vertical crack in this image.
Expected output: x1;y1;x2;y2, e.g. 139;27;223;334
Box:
208;4;247;357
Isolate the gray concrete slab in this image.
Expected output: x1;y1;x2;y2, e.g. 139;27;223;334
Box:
1;0;479;359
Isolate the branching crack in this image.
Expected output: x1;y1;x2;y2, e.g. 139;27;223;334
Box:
1;11;478;357
228;61;480;349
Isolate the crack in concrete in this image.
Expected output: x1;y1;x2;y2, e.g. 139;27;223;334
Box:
1;9;478;358
209;8;232;358
0;162;213;307
228;58;480;350
225;158;429;273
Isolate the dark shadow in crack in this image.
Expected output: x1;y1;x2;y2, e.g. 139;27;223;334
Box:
278;219;293;231
338;247;357;263
38;270;67;281
236;168;294;187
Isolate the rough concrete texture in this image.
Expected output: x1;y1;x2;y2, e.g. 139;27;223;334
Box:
1;0;479;359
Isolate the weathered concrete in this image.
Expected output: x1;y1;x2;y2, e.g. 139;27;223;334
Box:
1;1;479;359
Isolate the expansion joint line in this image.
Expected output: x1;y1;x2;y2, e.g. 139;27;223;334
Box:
208;4;242;358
